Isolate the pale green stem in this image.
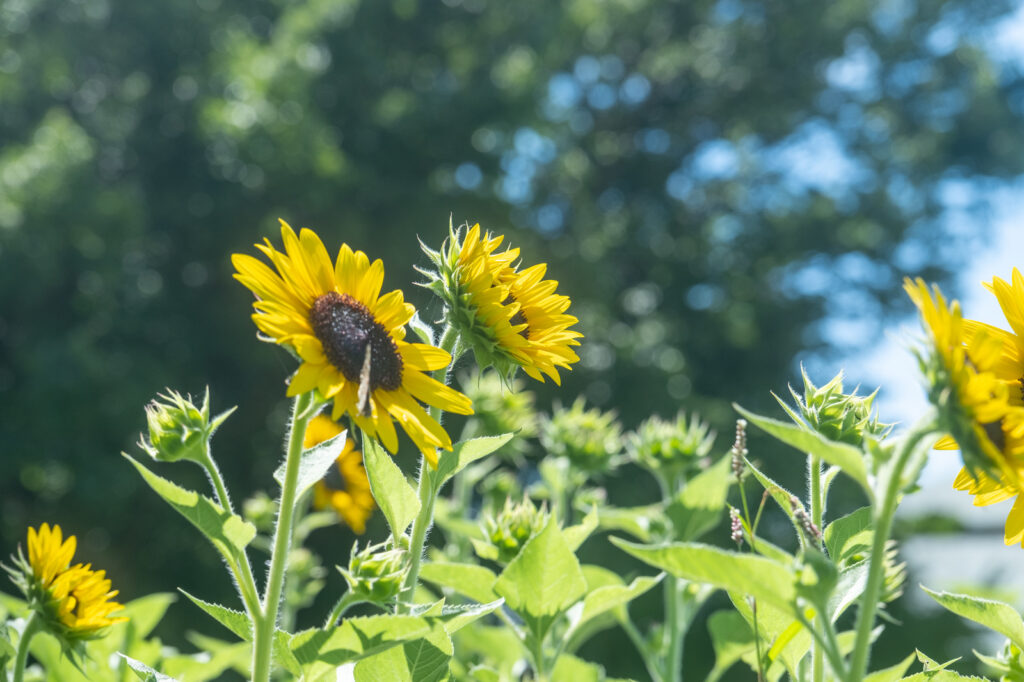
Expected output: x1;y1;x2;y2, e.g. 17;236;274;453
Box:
664;577;683;682
808;453;824;682
252;391;315;682
622;617;664;682
13;611;41;682
399;323;460;612
846;425;933;681
795;608;845;679
198;445;261;618
324;592;366;628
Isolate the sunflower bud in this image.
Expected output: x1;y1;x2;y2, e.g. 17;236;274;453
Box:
784;368;889;446
483;496;549;564
541;398;622;474
338;541;409;604
627;412;714;477
138;388;235;464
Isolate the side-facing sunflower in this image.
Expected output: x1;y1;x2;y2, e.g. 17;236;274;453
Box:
305;415;375;535
420;222;581;384
941;269;1024;545
905;277;1024;545
233;221;473;466
4;523;127;644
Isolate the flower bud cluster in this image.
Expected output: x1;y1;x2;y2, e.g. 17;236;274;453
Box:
790;495;821;542
729;508;744;546
541;398;622;474
628;412;714;477
483;496;548;564
338;540;409;604
787;368;889;446
730;418;748;480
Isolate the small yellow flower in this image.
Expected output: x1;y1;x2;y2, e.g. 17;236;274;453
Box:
306;415;375;535
233;220;473;466
7;524;127;640
421;222;582;384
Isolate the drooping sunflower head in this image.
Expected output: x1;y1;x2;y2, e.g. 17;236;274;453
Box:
419;220;581;385
905;277;1024;483
233;221;472;466
306;415;375;535
4;524;127;644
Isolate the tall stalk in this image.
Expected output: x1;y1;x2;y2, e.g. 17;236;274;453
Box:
252;390;315;682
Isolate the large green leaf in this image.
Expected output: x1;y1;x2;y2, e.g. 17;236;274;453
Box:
354;622;453;682
494;518;587;628
551;654;604;682
564;506;599;551
666;455;732;541
180;590;252;640
612;539;797;615
735;405;869;493
289;614;435;679
419;562;499;604
119;655;180;682
864;652;916;682
362;436;420;539
126;456;256;562
435;433;515;483
439;600;505;634
273;429;348;502
922;586;1024;650
592;504;662;543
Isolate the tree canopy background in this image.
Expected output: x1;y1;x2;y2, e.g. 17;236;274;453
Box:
2;0;1023;677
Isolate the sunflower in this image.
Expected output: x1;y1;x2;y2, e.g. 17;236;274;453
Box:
305;415;375;534
5;523;127;641
420;222;582;384
233;221;473;466
935;269;1024;545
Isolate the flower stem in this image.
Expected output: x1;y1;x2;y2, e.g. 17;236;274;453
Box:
252;391;315;682
664;577;683;682
808;453;824;682
199;445;261;618
846;424;933;681
399;323;461;612
324;591;365;628
13;611;41;682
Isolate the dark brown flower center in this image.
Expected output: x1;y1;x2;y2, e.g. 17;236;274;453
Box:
310;292;403;391
503;294;530;339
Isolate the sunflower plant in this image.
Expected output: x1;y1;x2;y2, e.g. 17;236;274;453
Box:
11;217;1024;682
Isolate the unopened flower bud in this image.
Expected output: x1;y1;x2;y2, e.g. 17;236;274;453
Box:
338;541;409;604
138;388;235;464
790;496;821;542
730;419;748;480
729;508;744;546
483;496;548;564
628;412;715;477
541;398;622;474
785;367;890;446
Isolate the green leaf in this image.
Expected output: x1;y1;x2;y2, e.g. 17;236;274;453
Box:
824;506;873;565
922;586;1024;650
362;435;420;539
742;456;805;541
494;518;587;629
117;593;178;645
435;433;515;482
119;654;181;682
126;455;256;562
612;538;797;615
564;506;599;551
551;654;604;682
735;404;870;493
409;312;436;345
440;600;505;634
273;429;348;502
568;574;663;635
354;622;453;682
864;652;916;682
593;504;661;542
666;455;732;541
180;590;252;640
418;562;499;605
290;614;435;678
900;649;987;680
707;610;754;682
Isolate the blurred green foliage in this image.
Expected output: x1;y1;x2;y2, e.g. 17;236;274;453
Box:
2;0;1022;677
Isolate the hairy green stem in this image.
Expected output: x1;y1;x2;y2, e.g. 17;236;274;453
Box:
324;591;366;628
199;446;261;618
252;391;315;682
398;323;460;612
846;424;932;681
13;611;41;682
622;617;663;682
808;453;824;682
664;577;684;682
